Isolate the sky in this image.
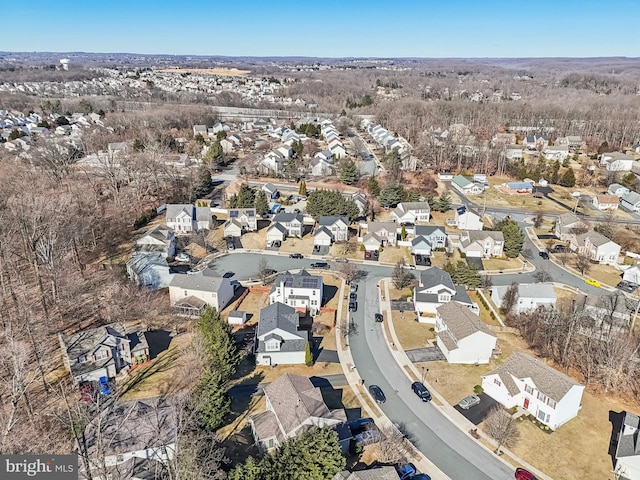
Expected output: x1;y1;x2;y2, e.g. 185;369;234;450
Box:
3;0;639;58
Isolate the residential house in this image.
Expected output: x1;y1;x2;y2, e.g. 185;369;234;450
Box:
315;150;334;163
367;221;398;247
262;182;279;199
482;352;585;430
126;253;173;290
58;323;149;384
413;267;474;321
317;216;349;243
566;136;584;150
608;183;631;197
311;156;334;177
570;231;620;265
411;235;433;257
522;134;548;150
269;212;304;239
504;144;524;160
412;225;447;255
276;146;293;159
601;152;634;172
193;125;207;136
491;133;517;147
459;230;504;258
491;283;557;314
391;202;431;224
249;373;346;452
614;411;640;480
169;268;234;316
623;265;640;285
313;226;333;246
266;222;288;243
133;225;175;257
498;181;533;195
329;142;347;159
223;219;243;238
542;143;570;161
454;205;483;231
255;303;309;366
621;192;640;212
165;204;211;233
435;302;497;364
83;399;176;478
269;270;323;315
220;138;235;154
261;151;285;175
332;467;400;480
349;191;368;216
592;194;620;211
451;175;485;195
554;212;588;241
227;208;258;232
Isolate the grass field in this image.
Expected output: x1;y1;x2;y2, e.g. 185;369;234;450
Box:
482;256;524;271
392;310;435;350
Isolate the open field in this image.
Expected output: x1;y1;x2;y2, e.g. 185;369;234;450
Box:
379;245;412;264
156;67;251;76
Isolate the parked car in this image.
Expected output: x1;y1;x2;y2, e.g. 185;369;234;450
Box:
374;313;383;323
289;253;303;259
515;468;538;480
348;302;358;312
368;385;386;404
411;381;432;402
364;251;372;260
98;376;111;396
186;269;199;275
585;278;601;288
396;463;417;480
551;245;568;253
616;280;638;293
175;252;190;262
230;280;241;292
349;292;357;301
335;257;348;263
458;394;481;410
350;283;358;293
310;262;329;269
372;250;379;259
227;241;235;250
223;271;235;278
402;263;416;270
539;251;549;260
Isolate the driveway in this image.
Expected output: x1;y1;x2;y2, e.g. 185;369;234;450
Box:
454;393;499;426
390;300;414;311
405;347;446;363
466;257;484;270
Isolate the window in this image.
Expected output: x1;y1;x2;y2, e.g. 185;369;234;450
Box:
494;378;502;387
265;340;280;352
525;384;534;395
549;399;557;410
439;294;450;302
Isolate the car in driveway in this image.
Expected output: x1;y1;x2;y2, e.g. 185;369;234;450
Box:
539;251;549;260
374;313;383;322
310;262;329;269
348;301;358;312
347;417;373;432
98;376;111;396
368;384;386;404
617;280;638;293
585;278;601;288
411;381;432;402
458;394;481;410
289;253;303;259
175;252;190;262
515;467;538;480
396;464;417;480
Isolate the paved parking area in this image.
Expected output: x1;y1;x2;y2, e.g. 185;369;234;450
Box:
405;347;446;362
390;300;414;311
453;393;498;425
466;257;483;270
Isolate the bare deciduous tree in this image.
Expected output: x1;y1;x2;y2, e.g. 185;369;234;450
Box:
483;405;520;454
391;261;414;289
499;282;519;315
575;251;592;275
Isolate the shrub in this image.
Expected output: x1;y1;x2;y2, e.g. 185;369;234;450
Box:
460;252;467;258
305;343;313;366
360;244;365;251
473;385;484;394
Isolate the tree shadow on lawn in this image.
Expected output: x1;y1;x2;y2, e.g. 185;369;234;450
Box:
144;330;172;359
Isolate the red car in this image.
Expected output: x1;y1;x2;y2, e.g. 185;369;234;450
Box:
515;468;537;480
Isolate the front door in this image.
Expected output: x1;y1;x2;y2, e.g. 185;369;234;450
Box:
523;397;529;409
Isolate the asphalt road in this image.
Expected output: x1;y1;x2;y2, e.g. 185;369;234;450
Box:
348;130;379;177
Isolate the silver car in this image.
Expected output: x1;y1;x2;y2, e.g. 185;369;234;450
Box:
458;394;481;410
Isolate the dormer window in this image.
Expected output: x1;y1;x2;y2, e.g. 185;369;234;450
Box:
265;339;280;351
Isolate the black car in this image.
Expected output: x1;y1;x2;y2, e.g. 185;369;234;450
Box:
539;251;549;260
552;245;568;253
348;301;358;312
310;262;329;269
411;381;432;402
368;385;386;404
289;253;303;259
617;281;638;293
374;313;383;322
349;292;357;301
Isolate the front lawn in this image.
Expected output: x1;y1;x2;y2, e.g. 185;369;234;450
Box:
392;310;435;351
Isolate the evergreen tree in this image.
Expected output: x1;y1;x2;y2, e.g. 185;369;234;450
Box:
196;307;241;382
403;188;421;202
254;190;269;216
305;342;313;366
205;140;225;166
234;184;257;208
378;184;404;207
366;176;380;196
433;194;452;213
194;368;231;431
444;260;481;288
495;218;524;258
558;168;576;187
216;130;227;141
228;457;263;480
291;139;304;157
306;190;359;221
192;164;212;198
299;180;307;196
339;159;358;185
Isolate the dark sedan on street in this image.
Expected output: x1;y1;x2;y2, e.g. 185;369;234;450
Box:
411;381;432;402
368;384;386;404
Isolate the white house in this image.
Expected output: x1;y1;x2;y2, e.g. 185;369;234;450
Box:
608;183;630;197
454;205;483;231
614;411;640;480
255;303;309;366
391;202;431;224
413;267;474;321
435;302;497;364
570;231;621;265
451;175;485;195
592;194;620;211
411;225;447;257
542;144;570;161
623;265;640;285
126;253;173;290
458;230;504;258
554;212;588;241
621;192;640;212
316;216;349;243
249;373;346;453
227;208;258;232
313;226;333;246
266;222;288;243
169;269;234;316
482;352;585;430
83;399;176;478
367;221;398;247
270;212;304;238
491;283;557;314
165;204;212;233
269;270;323;315
310;156;334;177
601;152;634;171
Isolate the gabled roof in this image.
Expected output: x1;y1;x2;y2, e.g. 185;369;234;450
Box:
615;411;640;459
461;230;504;247
270;270;322;292
505;181;533;189
169;268;227;292
437;301;495;340
596;194;620;205
492;283;556;301
485;352;581;401
267;222;288;234
578;231;617;247
262;373;346;437
622;191;640;205
452;175;473;189
273;212;304;224
414;225;446;237
61;323;128;360
314;225;333;238
411;236;432;248
557;212;583;226
257;302;305;345
419;267;455;291
368;221;396;235
318;216;348;227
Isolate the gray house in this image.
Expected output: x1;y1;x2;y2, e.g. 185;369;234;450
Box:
255;303;309;366
126;253;173;290
270;212;304;238
168;268;234;315
367;221;397;247
614;411;640;480
228;208;258;232
317;216;349;243
621;191;640;212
